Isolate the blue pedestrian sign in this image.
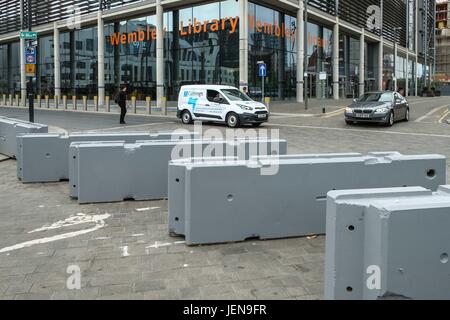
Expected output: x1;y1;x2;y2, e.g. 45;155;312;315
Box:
25;46;36;64
259;63;266;77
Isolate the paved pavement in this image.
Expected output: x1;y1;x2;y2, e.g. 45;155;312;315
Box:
0;96;449;300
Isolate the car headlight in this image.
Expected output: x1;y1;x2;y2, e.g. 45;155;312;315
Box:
374;107;389;113
345;107;353;113
238;104;253;111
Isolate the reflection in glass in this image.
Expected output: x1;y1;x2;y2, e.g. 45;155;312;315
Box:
248;2;297;101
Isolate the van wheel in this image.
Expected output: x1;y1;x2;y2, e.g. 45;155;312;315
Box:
226;112;240;128
181;111;193;124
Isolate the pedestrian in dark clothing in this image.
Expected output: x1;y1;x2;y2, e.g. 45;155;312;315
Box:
115;85;128;124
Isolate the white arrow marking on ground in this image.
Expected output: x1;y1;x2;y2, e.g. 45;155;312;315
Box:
28;213;110;233
0;213;110;254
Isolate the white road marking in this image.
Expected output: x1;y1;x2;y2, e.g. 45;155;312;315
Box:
135;207;160;212
132;233;145;237
415;105;449;122
145;240;186;251
28;213;110;233
88;122;171;132
321;108;346;118
266;123;450;139
438;110;450;124
120;246;130;257
0;213;110;254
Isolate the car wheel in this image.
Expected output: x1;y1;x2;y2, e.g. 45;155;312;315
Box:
181;110;193;124
251;123;262;127
226;112;240;128
404;108;410;122
386;111;394;127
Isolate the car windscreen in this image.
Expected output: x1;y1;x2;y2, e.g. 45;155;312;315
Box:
221;89;252;102
358;93;392;103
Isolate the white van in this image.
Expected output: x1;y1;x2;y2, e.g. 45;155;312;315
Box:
177;85;269;128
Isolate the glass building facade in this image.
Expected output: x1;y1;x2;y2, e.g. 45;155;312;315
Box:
0;0;436;101
247;3;297;101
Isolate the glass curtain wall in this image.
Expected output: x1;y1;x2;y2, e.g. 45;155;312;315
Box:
74;27;98;98
305;21;332;99
10;42;20;95
366;42;379;92
165;0;240;101
37;35;54;96
60;31;72;96
339;34;360;98
105;16;157;99
408;58;415;95
396;54;407;93
383;47;394;90
0;44;8;94
248;2;297;101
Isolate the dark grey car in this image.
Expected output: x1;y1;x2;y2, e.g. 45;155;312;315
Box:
344;91;410;126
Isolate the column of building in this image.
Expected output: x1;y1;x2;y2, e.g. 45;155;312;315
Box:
333;19;339;100
296;0;304;103
359;28;365;96
97;11;105;108
239;0;248;92
20;38;26;106
156;0;164;110
54;23;61;102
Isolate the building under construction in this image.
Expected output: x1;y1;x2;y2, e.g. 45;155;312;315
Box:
436;0;450;93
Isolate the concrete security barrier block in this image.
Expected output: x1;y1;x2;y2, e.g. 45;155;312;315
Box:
325;185;450;300
168;152;446;245
71;138;287;204
0;116;48;158
17;131;200;183
168;157;240;236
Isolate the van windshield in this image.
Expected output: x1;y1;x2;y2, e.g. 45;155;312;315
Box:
221;89;252;102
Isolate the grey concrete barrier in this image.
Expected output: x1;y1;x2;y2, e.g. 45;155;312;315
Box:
70;138;287;204
0;116;48;158
168;152;446;245
168;157;242;236
325;185;450;300
17;131;200;183
168;153;362;237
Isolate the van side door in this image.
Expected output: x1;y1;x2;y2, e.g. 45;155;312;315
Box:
193;89;226;121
